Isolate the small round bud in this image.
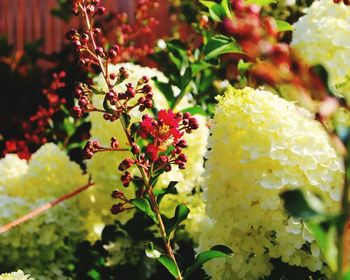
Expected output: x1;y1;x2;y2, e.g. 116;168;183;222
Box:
142;84;152;93
108;49;117;59
71;106;82;118
164;165;172;172
95;47;105;57
111;189;124;199
66;28;77;40
189;117;199;130
96;6;106;15
93;28;101;36
111;203;125;215
183;112;191;119
81;33;89;44
112;44;120;53
111;137;120;149
177;139;187;148
178;153;188;163
86;5;95;15
178;162;186;169
131;143;140;154
118;158;134;171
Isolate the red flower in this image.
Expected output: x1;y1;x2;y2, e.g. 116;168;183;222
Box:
139;115;154;139
155;110;183;142
3;140;31;160
146;144;159;161
158;109;179;128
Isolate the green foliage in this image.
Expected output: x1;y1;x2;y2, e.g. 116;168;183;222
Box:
158;255;180;279
280;189;325;219
156;181;179;205
131;197;158;224
275;20;294;32
204;35;243;60
200;0;232;21
183;245;233;279
165;204;191;238
245;0;277;6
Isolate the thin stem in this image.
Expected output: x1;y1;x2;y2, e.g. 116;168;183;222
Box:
0;182;94;234
78;5;183;279
97;148;129;153
337;157;350;279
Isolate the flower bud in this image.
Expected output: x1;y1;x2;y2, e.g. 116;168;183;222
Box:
111;203;125;215
71;106;82;118
118;158;134;171
111;137;120;149
178;153;188;163
131;143;140;154
96;6;106;15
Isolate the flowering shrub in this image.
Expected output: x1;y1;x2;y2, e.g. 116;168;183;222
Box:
83;63;209;241
292;0;350;100
198;87;344;279
2;0;350;279
0;270;33;280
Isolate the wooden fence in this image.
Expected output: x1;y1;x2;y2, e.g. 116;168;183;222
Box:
0;0;171;53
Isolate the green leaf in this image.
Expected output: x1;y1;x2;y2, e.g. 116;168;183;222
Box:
200;0;232;21
166;40;189;72
183;245;233;278
156;181;178;205
221;0;232;18
306;215;346;273
154;80;175;108
280;189;324;219
145;242;161;259
237;59;253;74
343;269;350;280
191;61;213;76
179;67;192;92
131;198;158;224
181;106;207;116
102;96;115;114
204;35;243;60
276;20;294;32
165;204;190;237
158;255;179;279
121;112;131;128
244;0;276;6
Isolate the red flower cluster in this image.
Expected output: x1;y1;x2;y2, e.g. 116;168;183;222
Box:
139;110;198;162
334;0;350;5
220;0;330;101
110;0;159;62
3;71;67;159
3;140;30;160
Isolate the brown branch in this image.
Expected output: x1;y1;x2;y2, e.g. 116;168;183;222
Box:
0;182;94;234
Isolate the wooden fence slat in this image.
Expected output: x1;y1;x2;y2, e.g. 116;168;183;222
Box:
0;0;171;54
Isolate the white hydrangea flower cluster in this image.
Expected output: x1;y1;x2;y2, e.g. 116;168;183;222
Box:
291;0;350;99
198;87;344;279
0;270;34;280
85;63;209;240
0;143;89;279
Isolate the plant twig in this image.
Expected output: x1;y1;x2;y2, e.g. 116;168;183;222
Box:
0;182;94;234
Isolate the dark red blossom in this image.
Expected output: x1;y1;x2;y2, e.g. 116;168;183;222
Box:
146;144;159;161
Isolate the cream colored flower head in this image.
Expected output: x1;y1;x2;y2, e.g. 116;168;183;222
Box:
0;270;34;280
291;0;350;99
0;154;27;187
198;87;344;279
0;144;88;278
